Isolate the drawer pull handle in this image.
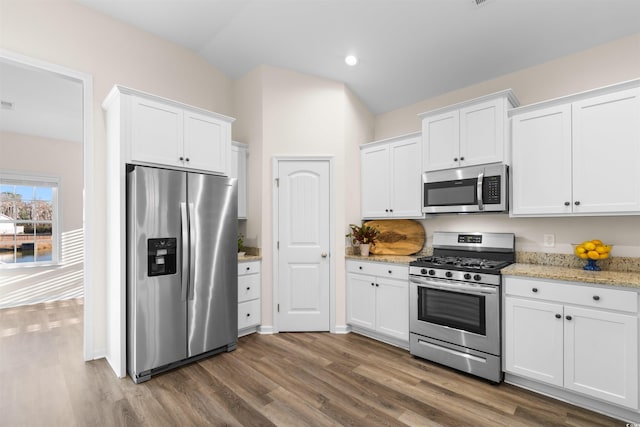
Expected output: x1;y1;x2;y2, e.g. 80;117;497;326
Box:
388;270;392;274
246;267;250;271
246;313;251;317
375;283;379;287
532;288;538;293
246;287;251;291
566;315;572;321
371;283;375;287
593;295;600;301
555;314;561;319
359;266;363;270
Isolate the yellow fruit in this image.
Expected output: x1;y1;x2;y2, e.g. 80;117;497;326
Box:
598;252;609;259
595;245;607;254
603;245;612;253
587;250;600;260
575;246;586;255
591;239;603;246
578;253;588;259
583;242;596;251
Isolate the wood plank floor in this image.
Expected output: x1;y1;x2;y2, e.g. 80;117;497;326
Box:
0;298;626;426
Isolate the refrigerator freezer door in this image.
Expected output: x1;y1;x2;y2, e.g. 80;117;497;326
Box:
128;166;188;378
187;173;238;357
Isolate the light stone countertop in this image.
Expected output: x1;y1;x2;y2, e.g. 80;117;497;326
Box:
238;255;262;262
345;254;417;264
502;263;640;289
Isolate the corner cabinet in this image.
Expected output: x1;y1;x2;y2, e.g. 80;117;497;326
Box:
504;276;639;412
238;260;261;336
231;141;248;219
360;133;423;219
105;85;235;175
511;80;640;216
419;90;519;172
346;260;409;348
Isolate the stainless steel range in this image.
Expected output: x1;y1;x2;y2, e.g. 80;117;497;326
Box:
409;231;515;383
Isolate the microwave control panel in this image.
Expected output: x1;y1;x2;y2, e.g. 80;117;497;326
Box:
483;176;501;204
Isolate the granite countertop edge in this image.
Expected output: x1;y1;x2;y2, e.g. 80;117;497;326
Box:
502;263;640;289
345;254;417;264
238;255;262;262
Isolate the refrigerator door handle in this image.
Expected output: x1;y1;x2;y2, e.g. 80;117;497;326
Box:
188;202;196;300
180;202;189;302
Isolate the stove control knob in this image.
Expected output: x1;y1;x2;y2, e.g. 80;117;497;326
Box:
445;271;453;278
473;274;482;281
428;269;436;276
464;273;471;280
420;268;428;275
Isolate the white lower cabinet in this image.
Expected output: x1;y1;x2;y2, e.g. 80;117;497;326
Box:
504;277;639;411
346;260;409;348
238;260;261;336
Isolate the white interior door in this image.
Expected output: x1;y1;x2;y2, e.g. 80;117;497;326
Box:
276;159;330;331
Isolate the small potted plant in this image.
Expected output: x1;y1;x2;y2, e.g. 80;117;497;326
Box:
237;234;245;257
346;223;379;256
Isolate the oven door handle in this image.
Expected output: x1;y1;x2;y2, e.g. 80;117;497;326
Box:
411;277;497;295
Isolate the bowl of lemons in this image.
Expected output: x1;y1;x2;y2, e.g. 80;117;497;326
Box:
573;239;612;271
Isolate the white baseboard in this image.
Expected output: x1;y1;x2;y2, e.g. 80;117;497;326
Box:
257;325;276;334
333;324;351;334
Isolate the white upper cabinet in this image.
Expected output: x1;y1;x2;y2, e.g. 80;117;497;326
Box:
230;141;248;219
105;85;234;175
360;133;422;219
511;80;640;216
420;90;519;172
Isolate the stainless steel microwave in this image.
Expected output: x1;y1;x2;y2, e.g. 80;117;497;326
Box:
422;163;508;214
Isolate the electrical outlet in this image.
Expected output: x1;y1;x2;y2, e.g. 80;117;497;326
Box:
543;234;555;248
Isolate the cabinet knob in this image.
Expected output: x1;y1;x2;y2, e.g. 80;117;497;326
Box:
388;270;392;274
371;282;375;286
555;314;561;319
246;267;250;271
385;209;389;212
246;313;251;317
246;287;251;291
185;157;190;162
574;201;581;206
593;295;600;301
566;315;572;321
389;209;393;212
460;157;465;161
453;157;458;162
359;266;363;270
321;252;328;258
375;283;379;287
564;201;570;206
532;287;538;293
179;156;184;161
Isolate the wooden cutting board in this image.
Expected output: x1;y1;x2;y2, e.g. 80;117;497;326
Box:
364;219;425;255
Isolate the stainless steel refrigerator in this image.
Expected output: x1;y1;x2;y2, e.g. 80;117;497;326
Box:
126;164;238;383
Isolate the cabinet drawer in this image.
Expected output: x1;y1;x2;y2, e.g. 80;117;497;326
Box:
505;277;638;313
346;260;408;280
238;274;260;303
238;261;260;276
238;299;261;330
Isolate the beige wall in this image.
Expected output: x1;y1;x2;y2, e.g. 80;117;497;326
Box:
233;65;374;329
0;131;84;307
1;0;234;357
373;33;640;257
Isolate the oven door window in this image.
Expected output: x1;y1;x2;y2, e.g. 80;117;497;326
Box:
417;286;486;335
424;178;477;207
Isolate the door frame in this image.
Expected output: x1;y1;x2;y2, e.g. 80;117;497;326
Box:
0;49;95;361
272;156;335;333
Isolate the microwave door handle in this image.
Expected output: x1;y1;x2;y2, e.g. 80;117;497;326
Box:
477;171;484;211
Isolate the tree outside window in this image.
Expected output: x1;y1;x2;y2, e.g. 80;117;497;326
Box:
0;175;59;266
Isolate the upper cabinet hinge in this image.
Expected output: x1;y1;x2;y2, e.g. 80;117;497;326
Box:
277;241;279;249
277;304;280;313
275;178;279;187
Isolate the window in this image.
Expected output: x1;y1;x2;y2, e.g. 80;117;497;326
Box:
0;173;60;267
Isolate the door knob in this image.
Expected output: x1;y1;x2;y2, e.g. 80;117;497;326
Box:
321;252;328;258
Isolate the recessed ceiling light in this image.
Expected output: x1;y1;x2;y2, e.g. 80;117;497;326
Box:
345;55;358;66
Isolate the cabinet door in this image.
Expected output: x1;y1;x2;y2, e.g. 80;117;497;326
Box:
422;110;460;171
572;87;640;214
504;297;564;386
459;98;505;167
389;137;422;218
131;96;183;167
346;273;376;329
361;144;391;218
231;144;247;218
564;305;638;409
375;277;409;342
511;105;573;215
183;111;229;174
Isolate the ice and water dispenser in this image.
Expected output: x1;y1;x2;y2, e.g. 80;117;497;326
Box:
147;238;177;276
